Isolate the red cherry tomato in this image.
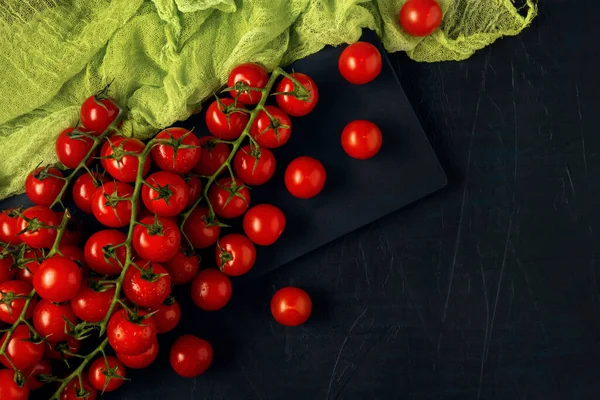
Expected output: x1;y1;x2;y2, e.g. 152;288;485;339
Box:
194;137;231;176
60;216;83;246
133;216;181;263
164;248;199;284
152;127;201;174
34;255;82;303
0;325;44;370
100;136;150;182
123;261;171;308
23;358;52;391
270;286;312;326
341;120;383;159
250;105;292;149
208;177;250;219
32;299;77;343
284;156;326;199
243;204;286;246
91;181;137;228
184;174;202;208
275;73;319;117
0;280;36;324
107;309;157;355
0;209;22;245
191;268;232;311
45;338;81;361
141;171;189;217
170;335;213;377
0;369;29;400
0;250;15;284
80;94;120;135
205;98;249;140
182;207;221;249
88;356;126;392
25;167;65;207
72;172;108;214
215;234;256;276
227;63;269;105
71;279;116;323
60;375;97;400
58;244;85;266
55;127;97;169
17;206;59;248
399;0;443;37
148;296;181;333
338;42;382;84
15;249;42;285
84;230;127;276
116;337;159;369
233;144;276;186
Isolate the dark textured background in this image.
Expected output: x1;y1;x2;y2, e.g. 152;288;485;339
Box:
31;0;600;398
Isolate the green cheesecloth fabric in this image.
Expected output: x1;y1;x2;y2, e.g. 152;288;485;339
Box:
0;0;536;200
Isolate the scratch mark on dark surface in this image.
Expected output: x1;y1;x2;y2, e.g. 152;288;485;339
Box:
515;253;548;339
358;240;370;288
237;361;264;400
511;61;519;183
575;85;587;170
565;164;576;198
190;378;198;399
326;307;368;400
477;258;490;399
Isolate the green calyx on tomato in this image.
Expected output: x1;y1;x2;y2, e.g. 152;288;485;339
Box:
135;262;169;284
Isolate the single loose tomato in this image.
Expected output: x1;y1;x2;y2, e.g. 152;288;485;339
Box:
141;171;189;217
88;356;126;392
101;136;150;182
284;156;326;199
33;255;82;303
32;300;77;343
0;280;35;324
72;172;108;214
0;250;15;284
25;167;65;207
233;144;276;186
0;325;44;370
208;177;250;219
338;42;382;84
341;120;383;159
170;335;213;377
116;337;159;369
205;98;249;140
0;209;22;245
191;268;232;311
107;309;157;355
16;249;43;285
84;229;127;276
184;174;202;208
399;0;443;37
23;358;52;391
275;73;319;117
152;127;201;174
60;375;97;400
91;181;137;228
215;234;256;276
271;287;312;326
80;93;120;135
250;105;292;149
0;369;29;400
182;207;221;249
132;216;181;262
243;204;286;246
123;261;171;308
45;337;81;360
164;248;199;284
55;127;97;169
148;296;181;333
17;206;59;248
227;63;269;105
71;280;116;323
194;137;231;176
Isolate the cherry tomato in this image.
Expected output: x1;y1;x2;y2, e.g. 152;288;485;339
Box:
164;248;199;284
152;127;201;174
170;335;213;377
184;174;202;208
17;206;59;248
45;338;81;360
25;167;65;207
194;136;231;176
80;93;120;135
0;250;15;284
88;356;126;392
91;181;137;228
243;204;286;246
141;171;189;217
341;120;383;159
72;172;108;214
275;73;319;117
249;105;292;149
233;145;276;186
208;177;250;219
58;244;85;266
71;280;116;323
55;127;97;169
32;300;77;343
338;42;382;84
16;249;43;285
0;280;35;324
84;230;127;275
132;216;181;263
107;309;157;355
23;358;52;391
123;261;171;308
148;296;181;333
116;337;159;369
205;98;249;140
60;375;97;400
101;136;150;182
0;325;44;370
0;209;22;245
215;234;256;276
0;369;29;400
284;156;326;199
182;207;221;249
227;63;269;105
191;268;232;311
60;216;83;246
33;255;82;303
271;286;312;326
399;0;443;37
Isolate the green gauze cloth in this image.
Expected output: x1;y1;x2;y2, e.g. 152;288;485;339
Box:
0;0;536;200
